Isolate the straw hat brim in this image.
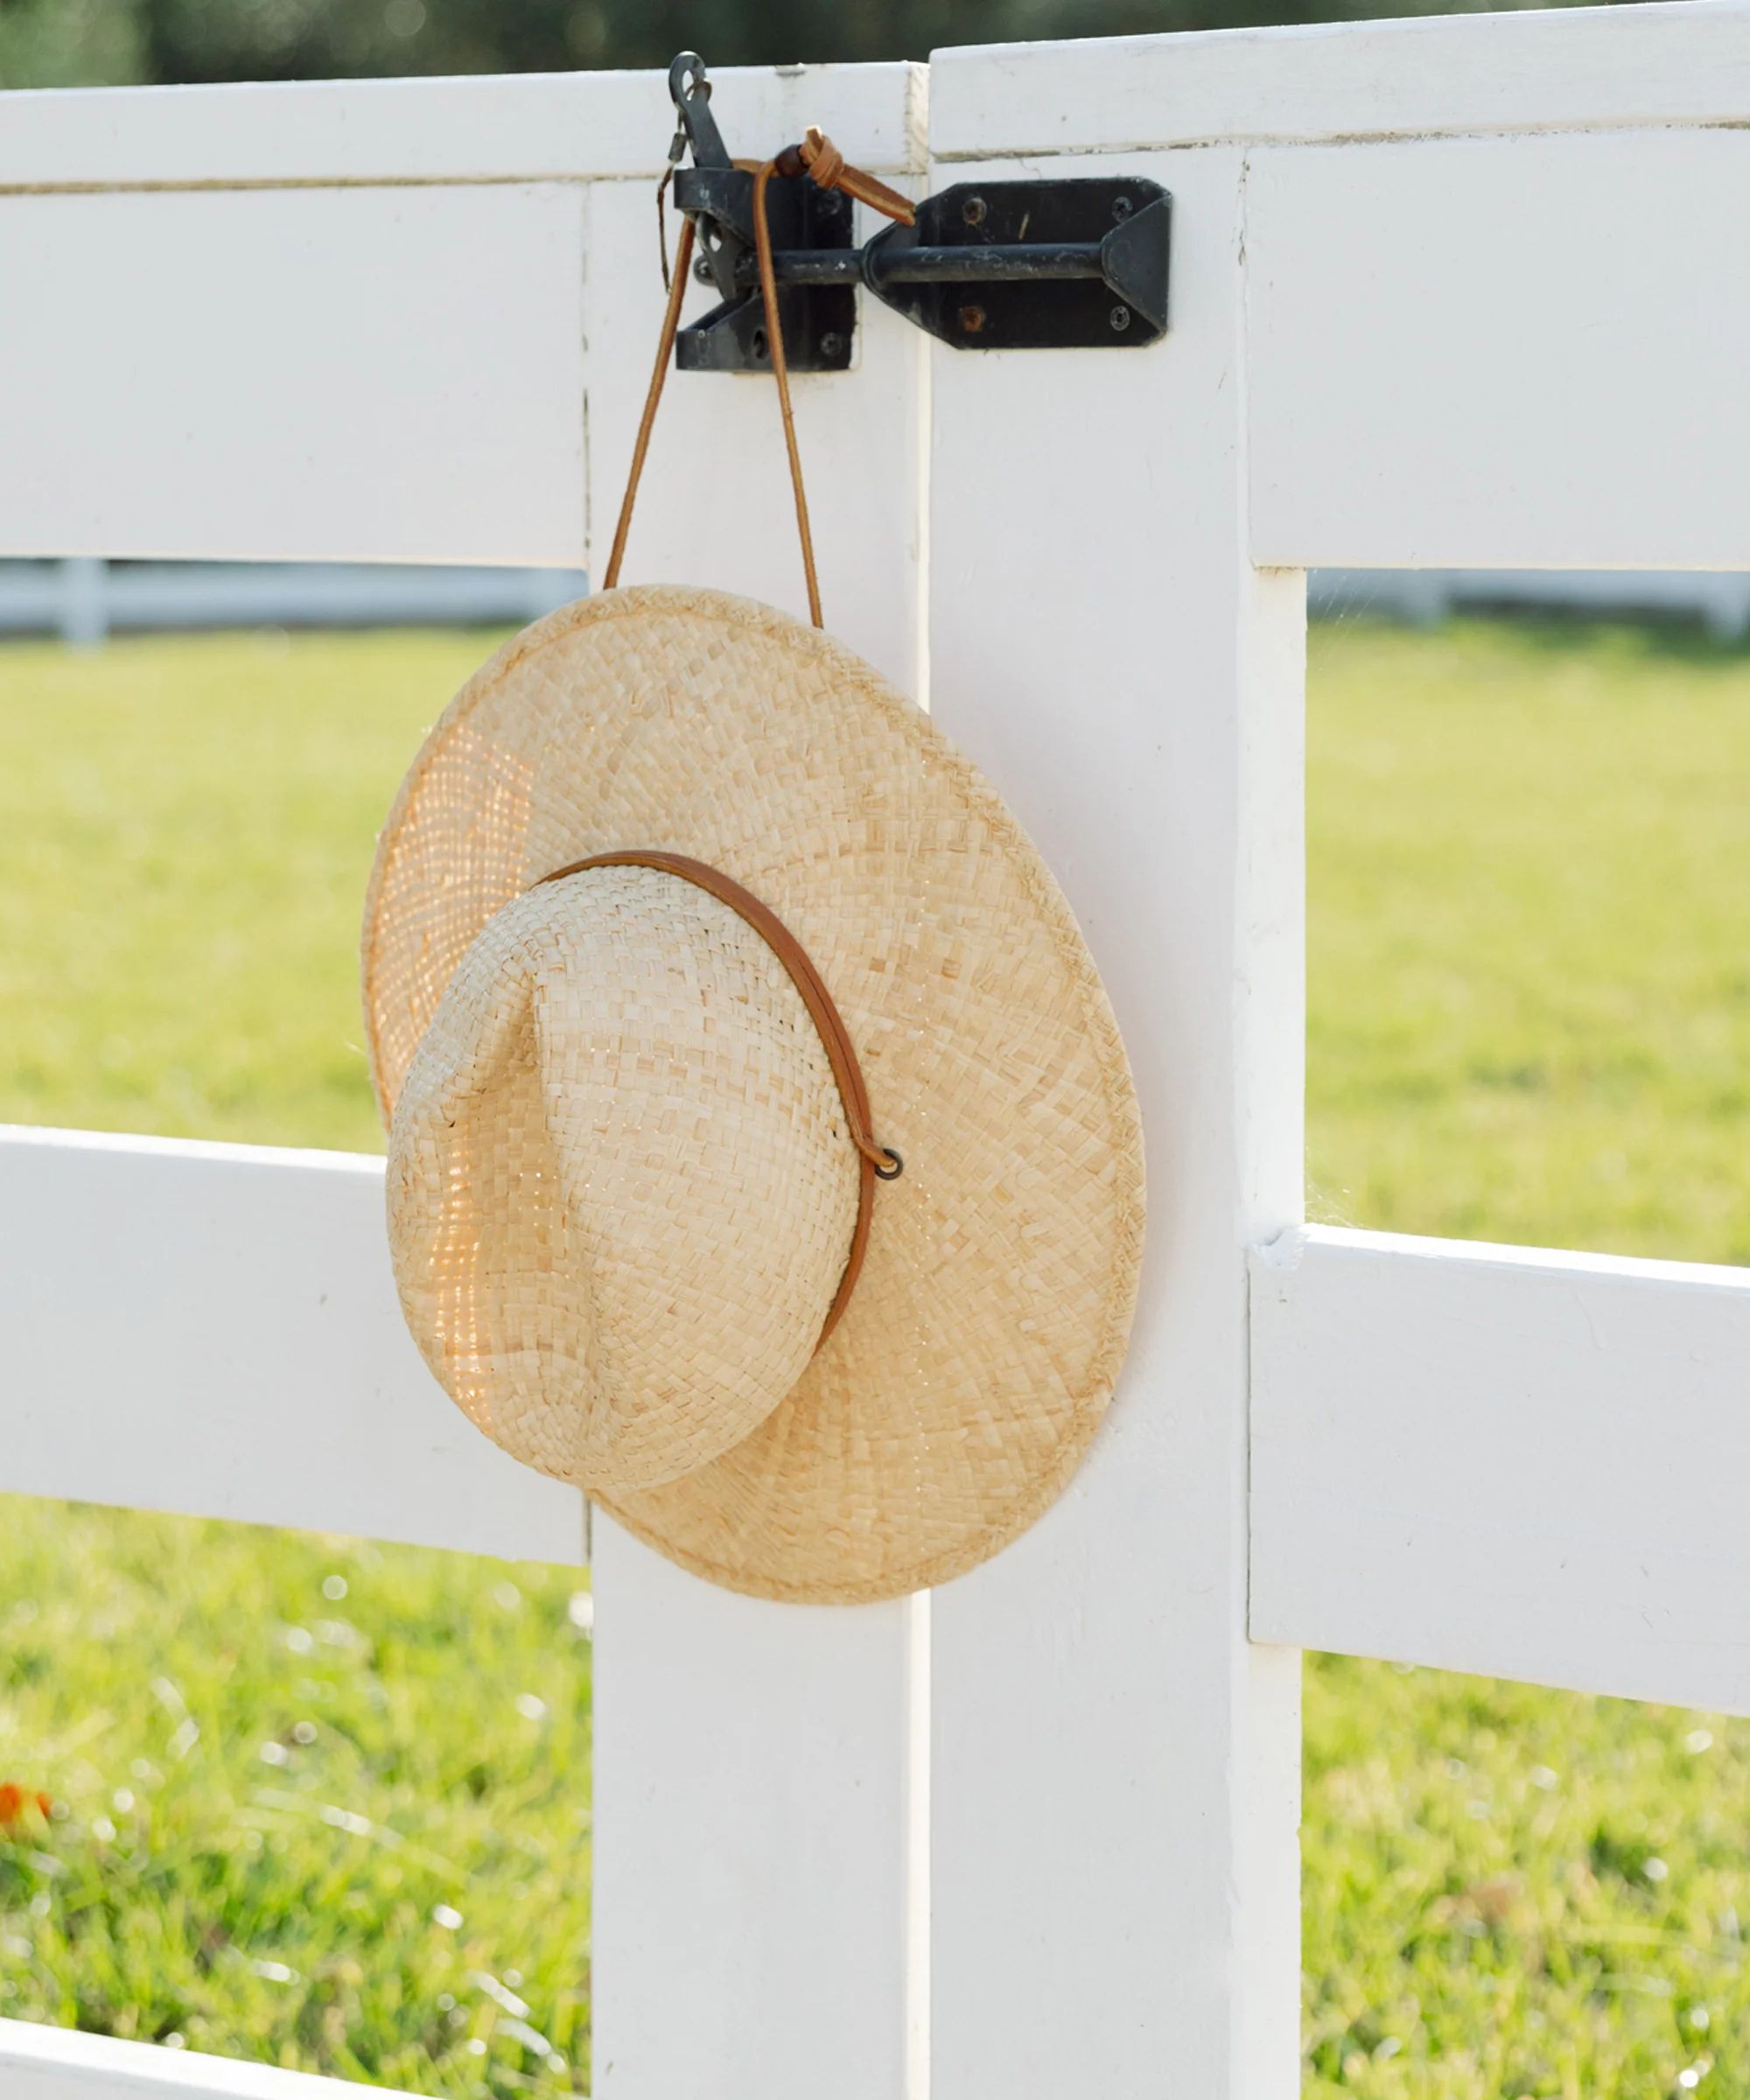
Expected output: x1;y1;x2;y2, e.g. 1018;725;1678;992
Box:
363;586;1144;1604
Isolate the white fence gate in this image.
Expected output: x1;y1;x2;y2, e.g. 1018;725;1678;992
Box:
3;6;1749;2094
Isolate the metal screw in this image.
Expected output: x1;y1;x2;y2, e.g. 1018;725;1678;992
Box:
820;332;846;360
962;195;987;228
693;256;713;284
1112;195;1134;221
1110;304;1131;332
959;304;987;335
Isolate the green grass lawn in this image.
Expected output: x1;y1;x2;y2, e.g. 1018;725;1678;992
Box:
4;614;1750;2096
0;626;478;1153
0;1511;592;2095
1310;616;1750;1267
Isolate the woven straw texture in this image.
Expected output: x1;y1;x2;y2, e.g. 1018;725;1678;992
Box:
388;864;862;1494
364;586;1144;1604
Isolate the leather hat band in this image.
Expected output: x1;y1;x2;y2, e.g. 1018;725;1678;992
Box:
536;850;900;1352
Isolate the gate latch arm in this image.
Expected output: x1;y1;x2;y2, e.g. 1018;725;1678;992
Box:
664;52;1172;374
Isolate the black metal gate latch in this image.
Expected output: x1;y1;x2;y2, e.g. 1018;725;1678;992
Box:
665;52;1172;374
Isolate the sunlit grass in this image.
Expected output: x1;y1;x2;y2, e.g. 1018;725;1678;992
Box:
1303;1658;1746;2097
4;616;1750;2095
0;1500;592;2095
0;626;497;1153
1310;615;1750;1264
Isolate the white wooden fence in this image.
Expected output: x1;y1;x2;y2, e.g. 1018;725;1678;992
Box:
9;557;1747;648
3;7;1749;2095
1312;565;1750;636
0;559;588;645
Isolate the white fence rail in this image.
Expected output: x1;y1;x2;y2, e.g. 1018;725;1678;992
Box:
0;2019;421;2100
4;9;1750;2096
1252;1227;1750;1717
0;1125;584;1561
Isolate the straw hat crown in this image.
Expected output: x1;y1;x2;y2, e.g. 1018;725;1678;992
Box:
387;861;862;1494
366;586;1144;1604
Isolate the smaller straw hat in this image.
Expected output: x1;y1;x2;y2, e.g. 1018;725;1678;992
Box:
364;585;1144;1603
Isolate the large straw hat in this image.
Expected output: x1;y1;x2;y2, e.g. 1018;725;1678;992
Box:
364;584;1144;1603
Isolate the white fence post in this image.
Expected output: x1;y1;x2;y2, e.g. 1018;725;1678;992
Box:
584;69;930;2099
920;98;1306;2096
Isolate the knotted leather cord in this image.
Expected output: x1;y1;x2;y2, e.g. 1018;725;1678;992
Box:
537;850;902;1353
781;126;917;226
603;129;916;626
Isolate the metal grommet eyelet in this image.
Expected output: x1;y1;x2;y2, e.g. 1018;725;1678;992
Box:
874;1148;905;1181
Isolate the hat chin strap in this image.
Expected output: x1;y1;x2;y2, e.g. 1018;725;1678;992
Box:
535;849;901;1354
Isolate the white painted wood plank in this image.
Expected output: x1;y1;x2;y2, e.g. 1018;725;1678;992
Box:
0;1126;583;1564
1252;1225;1750;1717
0;63;927;191
925;141;1304;2097
930;0;1750;158
592;1531;913;2099
0;184;586;564
585;149;927;2098
0;2018;415;2100
1246;127;1750;571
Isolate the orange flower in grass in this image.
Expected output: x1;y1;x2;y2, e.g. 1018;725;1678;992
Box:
0;1782;53;1828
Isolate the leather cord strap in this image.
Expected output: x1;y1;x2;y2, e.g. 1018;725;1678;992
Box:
603;131;916;627
537;850;900;1353
780;127;918;226
601;211;697;603
751;156;822;625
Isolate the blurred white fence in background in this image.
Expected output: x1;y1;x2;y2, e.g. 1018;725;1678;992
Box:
0;557;586;645
1312;565;1750;637
4;558;1744;648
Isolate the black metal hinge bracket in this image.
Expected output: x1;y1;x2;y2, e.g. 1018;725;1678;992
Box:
664;53;1172;374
